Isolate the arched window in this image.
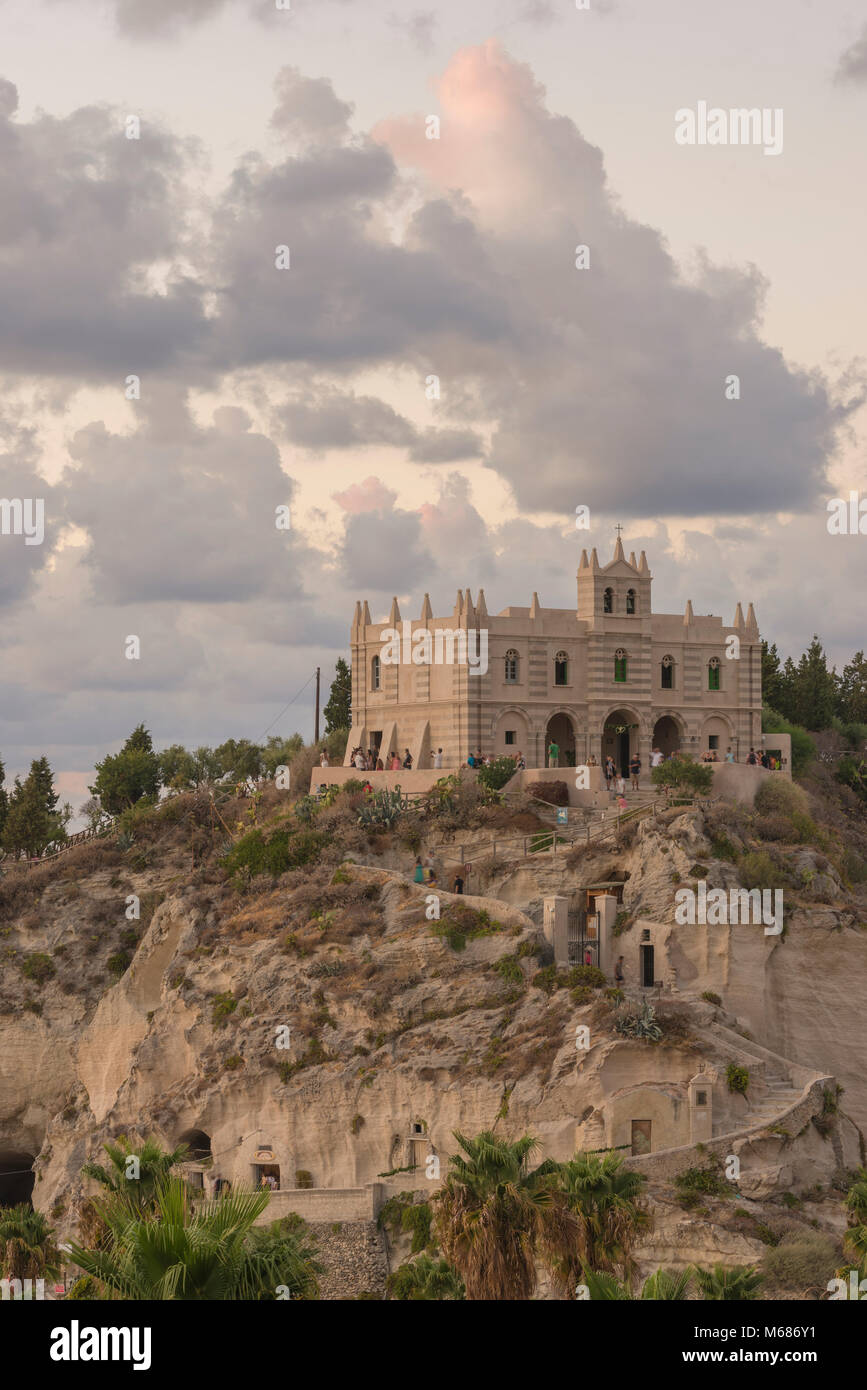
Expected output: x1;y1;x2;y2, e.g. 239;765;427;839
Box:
371;654;381;691
708;656;721;691
626;588;636;615
661;654;674;690
603;587;613;614
554;651;569;686
504;649;519;683
614;648;627;683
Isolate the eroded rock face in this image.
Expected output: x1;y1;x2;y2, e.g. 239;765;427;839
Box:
0;793;863;1264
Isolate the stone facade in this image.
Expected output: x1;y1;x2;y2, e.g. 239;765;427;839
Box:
345;539;762;771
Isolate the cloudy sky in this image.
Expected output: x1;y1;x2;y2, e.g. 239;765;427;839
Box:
1;0;865;809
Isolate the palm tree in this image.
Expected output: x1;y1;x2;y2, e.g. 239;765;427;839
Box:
693;1262;763;1300
434;1130;572;1300
580;1268;632;1299
64;1178;321;1300
81;1136;191;1218
540;1151;650;1290
0;1204;61;1282
641;1267;693;1300
386;1253;466;1300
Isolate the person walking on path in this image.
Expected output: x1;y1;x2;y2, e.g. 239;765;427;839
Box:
453;873;464;894
413;857;424;884
548;739;559;769
630;753;641;791
605;756;616;790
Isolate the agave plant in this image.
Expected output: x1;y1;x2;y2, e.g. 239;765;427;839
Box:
615;1000;663;1041
357;788;405;829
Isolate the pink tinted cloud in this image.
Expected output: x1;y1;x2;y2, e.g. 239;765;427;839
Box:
331;475;397;514
371;40;601;222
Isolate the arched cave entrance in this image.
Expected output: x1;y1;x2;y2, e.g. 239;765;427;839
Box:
652;715;681;759
0;1150;36;1208
177;1129;212;1161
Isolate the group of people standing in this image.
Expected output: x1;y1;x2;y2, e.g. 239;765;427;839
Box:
343;746;414;772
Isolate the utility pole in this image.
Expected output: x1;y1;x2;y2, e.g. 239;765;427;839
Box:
314;666;321;744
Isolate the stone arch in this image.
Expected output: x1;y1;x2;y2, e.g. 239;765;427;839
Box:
652;710;686;758
491;706;531;761
600;705;643;777
544;708;579;767
700;712;736;758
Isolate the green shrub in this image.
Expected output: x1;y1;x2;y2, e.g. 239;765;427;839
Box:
754;779;809;819
211;991;238;1026
726;1063;750;1095
491;954;524;984
675;1158;730;1199
20;953;55;985
295;1170;313;1189
760;1231;838;1292
710;833;739;862
477;757;520;792
224;1053;244;1070
740;851;787;892
701;991;722;1006
753;814;797;843
401;1201;433;1253
106;950;131;978
651;756;713;795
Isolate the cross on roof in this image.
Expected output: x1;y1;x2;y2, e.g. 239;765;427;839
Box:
614;523;623;538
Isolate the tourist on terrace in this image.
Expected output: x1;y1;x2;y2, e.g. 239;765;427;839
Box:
413;858;424;883
433;748;443;769
630;753;641;790
604;756;616;790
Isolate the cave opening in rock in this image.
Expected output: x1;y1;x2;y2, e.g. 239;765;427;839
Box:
177;1129;212;1162
0;1150;36;1207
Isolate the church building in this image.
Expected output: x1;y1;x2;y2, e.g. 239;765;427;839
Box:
344;538;762;772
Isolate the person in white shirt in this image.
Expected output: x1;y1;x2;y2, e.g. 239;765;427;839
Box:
354;750;366;771
433;749;443;769
650;747;663;768
320;751;329;767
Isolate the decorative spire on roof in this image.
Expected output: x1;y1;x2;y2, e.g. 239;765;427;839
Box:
388;596;401;625
733;602;745;631
476;588;489;619
745;603;759;638
683;599;694;625
420;593;432;622
529;591;541;618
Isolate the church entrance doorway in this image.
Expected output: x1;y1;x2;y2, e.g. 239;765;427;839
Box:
545;713;575;767
602;709;639;778
652;715;680;759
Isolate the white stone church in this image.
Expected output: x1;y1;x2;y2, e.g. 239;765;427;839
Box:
345;537;762;772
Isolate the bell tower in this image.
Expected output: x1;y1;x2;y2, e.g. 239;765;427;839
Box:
577;533;652;622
